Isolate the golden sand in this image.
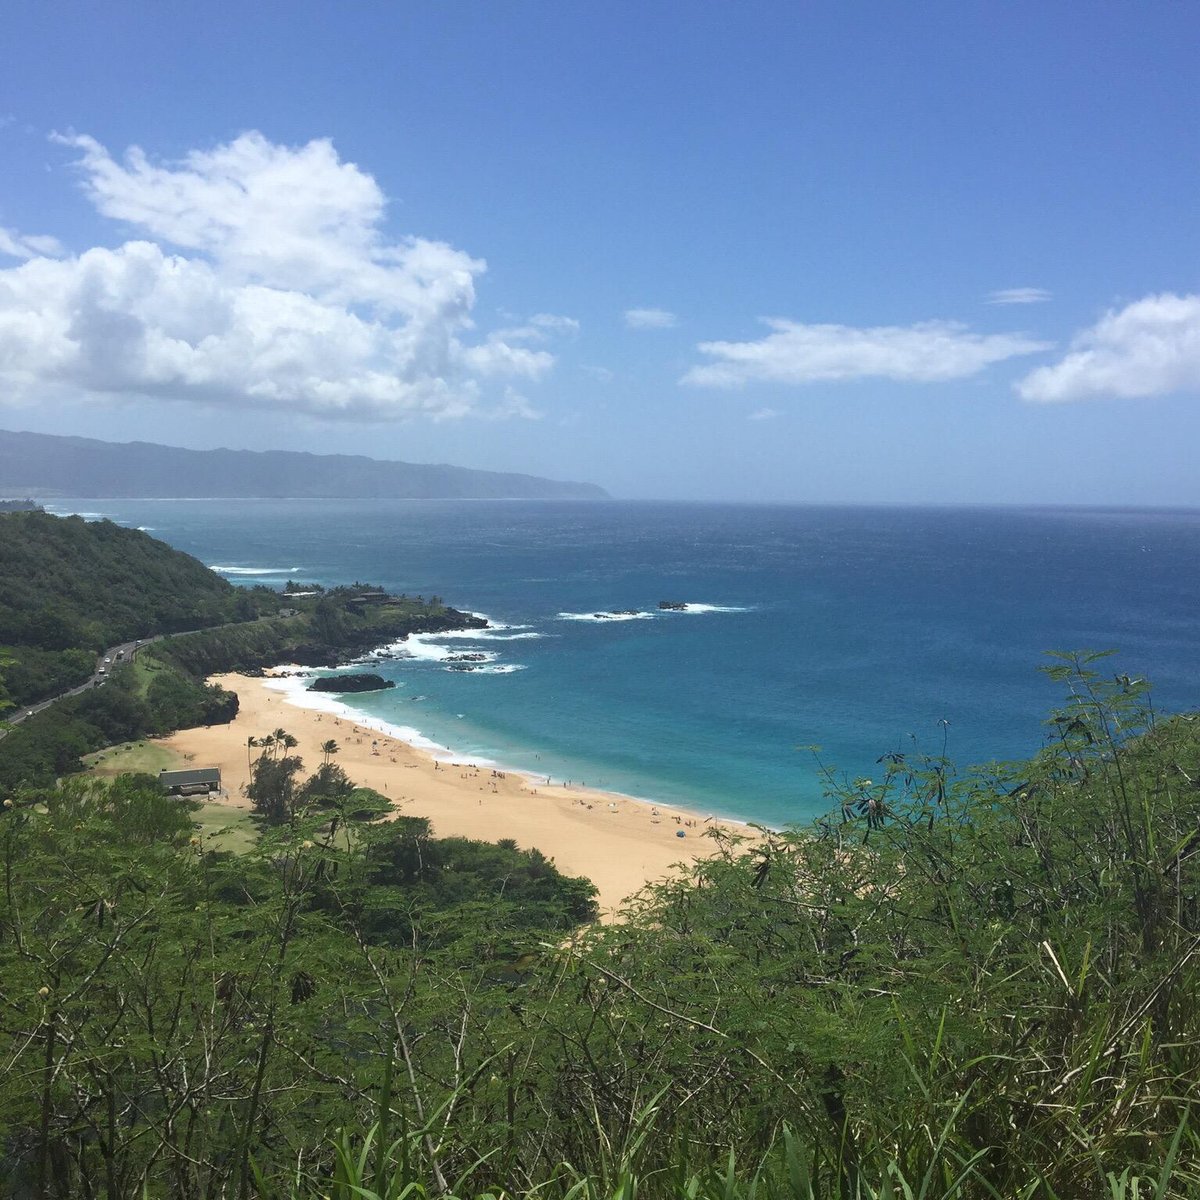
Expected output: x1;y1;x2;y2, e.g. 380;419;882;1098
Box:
160;671;741;915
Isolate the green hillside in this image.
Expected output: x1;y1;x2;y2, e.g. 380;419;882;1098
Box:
0;510;259;653
0;513;476;786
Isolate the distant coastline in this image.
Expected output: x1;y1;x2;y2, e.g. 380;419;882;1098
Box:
0;427;610;501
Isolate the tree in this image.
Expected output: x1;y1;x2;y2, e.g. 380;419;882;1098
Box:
246;729;303;822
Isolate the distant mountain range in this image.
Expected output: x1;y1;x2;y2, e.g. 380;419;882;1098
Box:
0;429;609;500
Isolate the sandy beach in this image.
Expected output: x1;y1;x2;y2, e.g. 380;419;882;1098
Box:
159;671;743;914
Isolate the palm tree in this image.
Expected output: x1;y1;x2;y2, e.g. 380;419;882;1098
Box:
320;739;339;767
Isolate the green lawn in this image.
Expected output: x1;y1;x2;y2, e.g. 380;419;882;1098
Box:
192;801;258;854
128;651;168;698
85;741;259;853
84;739;180;776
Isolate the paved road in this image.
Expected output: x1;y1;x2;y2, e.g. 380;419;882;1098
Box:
0;635;164;739
1;616;278;740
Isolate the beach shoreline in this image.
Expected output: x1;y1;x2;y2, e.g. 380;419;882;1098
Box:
160;670;745;915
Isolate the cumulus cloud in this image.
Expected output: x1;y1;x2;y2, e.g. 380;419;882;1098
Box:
683;318;1051;388
0;132;560;420
624;307;678;329
1016;293;1200;403
987;287;1052;305
462;333;554;379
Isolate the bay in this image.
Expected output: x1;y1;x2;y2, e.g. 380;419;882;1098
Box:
49;499;1200;827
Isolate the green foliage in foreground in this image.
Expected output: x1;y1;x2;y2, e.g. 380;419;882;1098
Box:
2;655;1199;1197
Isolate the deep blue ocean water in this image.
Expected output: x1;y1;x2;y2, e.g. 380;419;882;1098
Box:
49;499;1200;827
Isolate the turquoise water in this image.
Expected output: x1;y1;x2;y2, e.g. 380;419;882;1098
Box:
50;499;1200;827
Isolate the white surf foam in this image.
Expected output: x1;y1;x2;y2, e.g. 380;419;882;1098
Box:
446;663;524;675
557;610;653;622
262;667;750;821
400;634;454;662
262;672;471;760
667;603;752;614
443;649;499;664
464;613;519;627
210;565;304;575
426;628;546;642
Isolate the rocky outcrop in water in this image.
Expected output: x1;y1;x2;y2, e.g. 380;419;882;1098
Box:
308;673;396;693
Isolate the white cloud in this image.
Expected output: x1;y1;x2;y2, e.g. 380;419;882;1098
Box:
987;287;1052;305
462;333;554;379
748;406;780;420
485;387;543;421
683;318;1051;388
0;132;558;420
529;312;580;335
1016;293;1200;403
484;312;579;347
624;307;678;330
582;364;614;383
0;225;65;259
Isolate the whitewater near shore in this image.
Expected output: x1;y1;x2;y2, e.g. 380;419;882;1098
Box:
160;671;740;915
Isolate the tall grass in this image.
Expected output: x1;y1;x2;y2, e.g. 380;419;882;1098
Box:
259;1107;1199;1199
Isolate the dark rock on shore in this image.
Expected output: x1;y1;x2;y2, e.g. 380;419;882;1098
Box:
308;673;396;694
285;608;488;669
658;600;688;611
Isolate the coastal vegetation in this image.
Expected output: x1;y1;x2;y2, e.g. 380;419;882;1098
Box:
0;513;480;788
2;653;1199;1195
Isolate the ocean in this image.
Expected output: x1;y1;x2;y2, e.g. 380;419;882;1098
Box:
48;499;1200;828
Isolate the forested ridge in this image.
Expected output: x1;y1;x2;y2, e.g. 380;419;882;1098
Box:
0;512;478;788
0;427;609;499
0;511;254;652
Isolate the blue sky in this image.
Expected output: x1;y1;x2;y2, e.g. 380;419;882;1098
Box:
1;2;1198;503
